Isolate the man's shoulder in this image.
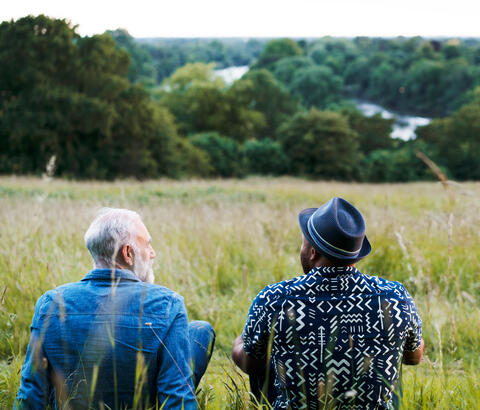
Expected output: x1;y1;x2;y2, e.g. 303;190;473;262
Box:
130;282;186;318
36;279;185;317
138;282;185;304
254;273;305;305
359;271;411;300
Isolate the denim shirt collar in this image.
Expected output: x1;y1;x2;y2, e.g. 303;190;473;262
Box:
81;268;141;282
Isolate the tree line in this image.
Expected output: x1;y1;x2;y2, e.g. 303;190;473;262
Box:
1;16;480;181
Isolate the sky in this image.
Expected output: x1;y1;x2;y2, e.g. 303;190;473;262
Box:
1;0;479;38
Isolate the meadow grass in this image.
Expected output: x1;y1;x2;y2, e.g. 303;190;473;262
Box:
0;176;479;409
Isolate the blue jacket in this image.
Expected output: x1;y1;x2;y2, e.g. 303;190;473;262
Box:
15;269;196;409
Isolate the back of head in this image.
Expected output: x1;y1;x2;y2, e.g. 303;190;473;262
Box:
84;208;140;269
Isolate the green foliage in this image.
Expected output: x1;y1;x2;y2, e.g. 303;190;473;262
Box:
334;37;480;116
289;65;344;109
142;38;264;83
228;69;298;139
367;62;404;106
404;59;445;115
107;29;156;86
167;137;214;178
417;97;480;180
272;56;315;86
189;132;242;177
278;108;361;179
343;109;395;154
156;62;226;134
242;138;288;175
4;21;480;182
0;16;207;180
157;63;265;141
362;142;437;182
0;15;79;93
308;38;356;75
253;38;304;71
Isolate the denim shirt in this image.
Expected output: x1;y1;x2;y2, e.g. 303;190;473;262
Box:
15;269;196;409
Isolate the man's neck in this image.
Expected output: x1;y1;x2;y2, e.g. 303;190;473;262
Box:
94;262;130;271
314;256;355;268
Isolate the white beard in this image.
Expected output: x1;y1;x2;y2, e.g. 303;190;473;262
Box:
132;246;154;283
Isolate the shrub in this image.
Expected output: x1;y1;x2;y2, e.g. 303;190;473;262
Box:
189;132;242;177
243;138;288;175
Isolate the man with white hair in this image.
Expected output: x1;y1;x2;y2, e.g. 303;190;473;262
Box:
15;208;215;409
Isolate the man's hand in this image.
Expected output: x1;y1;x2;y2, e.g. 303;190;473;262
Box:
231;335;266;375
402;338;425;365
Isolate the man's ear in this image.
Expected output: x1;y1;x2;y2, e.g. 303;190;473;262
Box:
121;244;134;266
311;246;321;262
310;246;323;262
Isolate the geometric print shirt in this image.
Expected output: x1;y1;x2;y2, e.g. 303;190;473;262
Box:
242;266;422;410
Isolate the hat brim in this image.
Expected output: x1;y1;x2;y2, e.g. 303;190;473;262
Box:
298;208;371;264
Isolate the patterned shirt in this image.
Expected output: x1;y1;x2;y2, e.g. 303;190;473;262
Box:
242;266;422;410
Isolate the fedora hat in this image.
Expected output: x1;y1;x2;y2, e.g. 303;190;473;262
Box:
298;197;371;263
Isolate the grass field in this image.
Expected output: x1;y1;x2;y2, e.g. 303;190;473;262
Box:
1;177;479;409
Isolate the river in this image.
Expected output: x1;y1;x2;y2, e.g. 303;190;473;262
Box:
214;66;431;141
214;65;249;84
354;100;431;141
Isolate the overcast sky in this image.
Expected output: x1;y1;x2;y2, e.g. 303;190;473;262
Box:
1;0;479;38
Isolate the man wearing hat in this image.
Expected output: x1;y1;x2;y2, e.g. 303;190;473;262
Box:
232;197;424;409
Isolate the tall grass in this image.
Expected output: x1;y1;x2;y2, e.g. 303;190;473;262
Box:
0;177;479;408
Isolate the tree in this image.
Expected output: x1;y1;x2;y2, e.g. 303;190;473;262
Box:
229;69;299;139
0;15;191;179
404;59;445;116
272;56;315;86
440;59;478;113
342;109;394;154
289;65;344;109
157;62;227;134
107;28;156;86
417;98;480;180
243;138;288;175
189;132;242;177
344;56;370;94
157;62;265;141
253;38;304;71
278;109;361;179
366;62;404;107
308;39;356;75
362;141;436;182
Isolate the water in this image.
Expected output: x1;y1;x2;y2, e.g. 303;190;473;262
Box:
213;67;431;140
355;101;431;141
214;65;249;84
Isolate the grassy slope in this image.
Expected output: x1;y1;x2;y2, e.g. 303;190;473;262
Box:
0;177;479;409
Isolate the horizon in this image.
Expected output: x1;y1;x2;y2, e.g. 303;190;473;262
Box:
2;0;480;38
132;35;480;40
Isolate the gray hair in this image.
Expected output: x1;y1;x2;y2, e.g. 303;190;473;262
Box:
84;208;141;268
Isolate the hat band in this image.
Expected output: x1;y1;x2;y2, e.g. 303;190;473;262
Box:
307;216;361;256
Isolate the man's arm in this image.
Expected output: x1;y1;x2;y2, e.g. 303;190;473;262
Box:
231;335;266;375
400;284;424;366
402;338;425;365
156;297;196;410
15;295;53;409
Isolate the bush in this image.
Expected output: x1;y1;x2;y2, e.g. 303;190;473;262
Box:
189;132;242;177
243;138;288;175
168;138;213;178
278;108;361;180
362;141;439;182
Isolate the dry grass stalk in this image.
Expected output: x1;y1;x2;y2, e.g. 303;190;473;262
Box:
416;151;449;189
